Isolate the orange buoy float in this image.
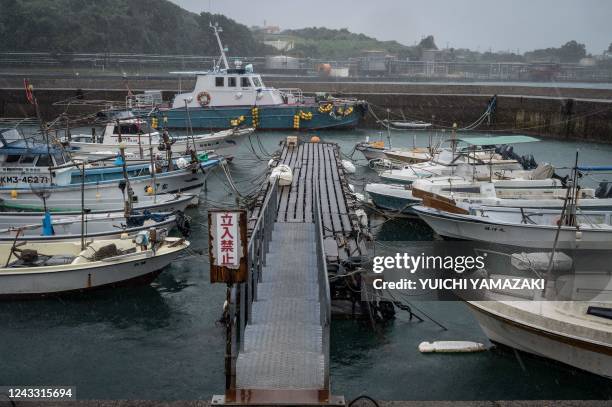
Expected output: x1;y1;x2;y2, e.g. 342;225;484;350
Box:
310;135;321;143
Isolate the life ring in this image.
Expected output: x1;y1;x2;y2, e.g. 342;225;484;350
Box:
197;91;211;106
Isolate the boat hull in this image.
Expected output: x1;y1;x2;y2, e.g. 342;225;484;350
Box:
143;104;365;130
70;130;247;160
0;242;187;297
0;212;177;242
467;301;612;379
415;207;612;250
0;166;209;212
365;184;419;214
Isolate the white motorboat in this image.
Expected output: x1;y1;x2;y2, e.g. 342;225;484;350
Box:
0;211;184;242
469;300;612;379
366;169;564;214
0;141;217;211
378;135;541;185
383;147;431;164
384;120;432;129
0;192;195;214
355;139;389;161
0;231;189;298
413;203;612;250
466;251;612;379
69;119;252;160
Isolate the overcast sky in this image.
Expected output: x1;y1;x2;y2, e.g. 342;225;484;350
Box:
171;0;612;54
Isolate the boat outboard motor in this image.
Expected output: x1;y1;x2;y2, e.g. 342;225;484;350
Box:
519;154;538;170
175;211;191;238
501;146;513;160
596;181;612;198
551;173;569;187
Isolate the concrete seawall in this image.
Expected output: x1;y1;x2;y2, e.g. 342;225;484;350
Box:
1;78;611;143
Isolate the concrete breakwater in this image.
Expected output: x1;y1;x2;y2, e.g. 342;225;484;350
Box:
0;78;611;143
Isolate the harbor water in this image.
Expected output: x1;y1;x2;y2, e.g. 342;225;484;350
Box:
1;129;612;400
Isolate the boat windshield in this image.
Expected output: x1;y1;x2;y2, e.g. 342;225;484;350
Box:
0;128;23;146
113;122;152;135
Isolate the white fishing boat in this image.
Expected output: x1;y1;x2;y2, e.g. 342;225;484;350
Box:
0;192;195;214
68;119;252;160
366;168;562;214
466;251;612;379
355;139;389;161
383;147;431;164
0;230;189;298
355;132;432;164
413;203;612;250
384;119;432;129
469;300;612;378
0;135;217;211
0;210;187;242
379;135;541;184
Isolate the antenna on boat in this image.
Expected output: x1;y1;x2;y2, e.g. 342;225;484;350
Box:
210;23;229;71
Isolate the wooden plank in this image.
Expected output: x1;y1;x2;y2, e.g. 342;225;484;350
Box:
330;147;353;232
315;144;333;237
323;144;342;234
276;145;295;221
295;142;308;222
287;143;304;221
304;142;314;222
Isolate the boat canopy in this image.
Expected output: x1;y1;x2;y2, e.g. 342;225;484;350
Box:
456;135;540;146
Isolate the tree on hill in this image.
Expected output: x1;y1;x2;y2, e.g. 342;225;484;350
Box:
524;40;586;63
558;40;586;62
418;35;437;50
281;26;417;59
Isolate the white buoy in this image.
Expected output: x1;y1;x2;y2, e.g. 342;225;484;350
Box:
269;164;293;186
419;341;486;353
355;208;368;228
342;160;356;174
354;192;367;203
176;157;189;169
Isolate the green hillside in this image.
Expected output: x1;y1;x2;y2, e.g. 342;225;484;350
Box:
0;0;269;55
275;27;419;59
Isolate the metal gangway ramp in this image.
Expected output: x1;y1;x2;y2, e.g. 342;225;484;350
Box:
215;167;343;405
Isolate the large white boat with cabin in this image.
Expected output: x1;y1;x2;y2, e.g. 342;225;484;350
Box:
68;117;252;160
132;25;367;130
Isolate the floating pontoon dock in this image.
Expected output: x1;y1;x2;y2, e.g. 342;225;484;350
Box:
214;141;372;405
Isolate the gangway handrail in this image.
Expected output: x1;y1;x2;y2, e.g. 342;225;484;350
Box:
239;179;278;349
313;187;331;394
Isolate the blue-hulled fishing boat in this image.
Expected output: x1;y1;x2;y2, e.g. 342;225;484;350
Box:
135;25;367;131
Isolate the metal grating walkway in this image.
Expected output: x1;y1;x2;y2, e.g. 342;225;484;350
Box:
235;222;325;390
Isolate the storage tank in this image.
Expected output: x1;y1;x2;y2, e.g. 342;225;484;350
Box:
265;55;300;70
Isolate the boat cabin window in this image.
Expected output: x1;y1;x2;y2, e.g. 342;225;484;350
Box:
215;77;225;87
228;77;237;87
53;153;66;166
36;154;51;167
114;124;144;135
252;76;262;87
241;77;251;87
18;155;37;164
5;155;21;163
